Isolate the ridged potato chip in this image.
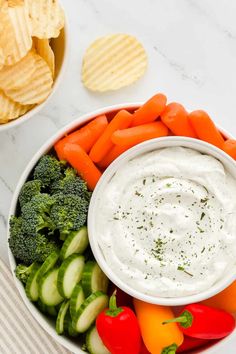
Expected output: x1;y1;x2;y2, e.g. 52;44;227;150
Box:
5;54;53;105
0;50;37;91
0;1;32;65
26;0;65;39
0;48;3;70
33;38;55;76
8;0;24;6
82;34;148;92
0;90;31;122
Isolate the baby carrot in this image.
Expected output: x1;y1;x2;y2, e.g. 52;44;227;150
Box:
89;110;133;163
54;115;108;160
111;121;168;146
202;281;236;313
222;139;236;159
188;110;224;149
133;298;184;354
99;144;134;169
63;143;102;191
132;93;167;126
161;102;197;138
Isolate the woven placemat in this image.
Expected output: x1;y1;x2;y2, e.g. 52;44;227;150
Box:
0;258;72;354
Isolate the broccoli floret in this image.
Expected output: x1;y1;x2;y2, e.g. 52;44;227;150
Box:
33;155;63;188
9;216;59;265
19;180;41;208
15;263;35;284
51;168;91;201
21;193;55;236
50;193;88;238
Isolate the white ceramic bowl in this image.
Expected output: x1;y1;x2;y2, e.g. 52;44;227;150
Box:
7;103;236;354
88;136;236;307
0;15;68;132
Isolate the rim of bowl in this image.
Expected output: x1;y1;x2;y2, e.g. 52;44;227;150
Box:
0;6;69;133
7;102;235;354
88;136;236;306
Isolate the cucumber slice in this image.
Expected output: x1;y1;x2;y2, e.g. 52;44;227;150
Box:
57;254;85;299
82;261;109;297
37;299;48;314
37;299;58;317
56;300;70;335
25;263;41;302
39;267;64;306
47;305;58;317
68;321;78;337
37;250;60;284
72;291;108;333
60;227;89;260
63;311;79;337
70;283;85;318
86;325;110;354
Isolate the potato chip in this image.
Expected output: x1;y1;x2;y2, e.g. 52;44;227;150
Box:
0;90;31;122
0;48;3;69
26;0;65;39
0;1;32;65
5;54;53;105
8;0;24;6
82;34;148;92
0;50;37;91
33;38;55;77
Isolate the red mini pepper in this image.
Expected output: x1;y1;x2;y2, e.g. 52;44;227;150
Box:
163;303;235;340
177;336;210;352
96;292;141;354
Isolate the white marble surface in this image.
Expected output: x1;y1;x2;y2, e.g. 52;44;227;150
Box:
1;0;236;352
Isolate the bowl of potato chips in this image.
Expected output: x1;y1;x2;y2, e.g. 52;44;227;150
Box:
0;0;68;131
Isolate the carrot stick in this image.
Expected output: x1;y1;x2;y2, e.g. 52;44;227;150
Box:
132;93;167;126
54;115;108;160
222;139;236;159
188;110;224;148
89;110;133;163
161;102;197;138
111;121;168;146
99;144;133;169
63;143;102;190
201;281;236;313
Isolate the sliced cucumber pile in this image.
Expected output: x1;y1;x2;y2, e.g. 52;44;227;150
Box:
72;291;108;333
18;225;110;353
56;300;70;334
82;261;109;297
25;263;41;302
39;267;64;306
57;254;85;298
60;227;89;260
37;250;60;284
70;283;85;318
86;326;110;354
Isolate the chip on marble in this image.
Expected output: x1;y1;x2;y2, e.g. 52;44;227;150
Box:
82;33;148;92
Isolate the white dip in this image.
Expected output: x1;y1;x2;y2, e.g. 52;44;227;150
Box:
94;147;236;297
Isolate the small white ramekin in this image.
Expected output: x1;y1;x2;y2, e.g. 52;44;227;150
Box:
7;103;236;353
0;10;69;132
88;136;236;307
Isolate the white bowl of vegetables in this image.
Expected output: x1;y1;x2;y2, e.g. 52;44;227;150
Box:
7;96;236;354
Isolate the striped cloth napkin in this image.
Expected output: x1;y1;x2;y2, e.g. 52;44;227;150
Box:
0;258;71;354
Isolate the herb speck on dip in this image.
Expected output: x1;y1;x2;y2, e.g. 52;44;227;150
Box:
95;147;236;297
